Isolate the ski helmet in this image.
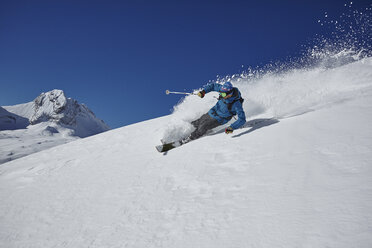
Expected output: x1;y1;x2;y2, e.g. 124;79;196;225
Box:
220;81;233;93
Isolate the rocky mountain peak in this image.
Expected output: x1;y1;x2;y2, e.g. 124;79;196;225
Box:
31;90;69;124
1;89;110;137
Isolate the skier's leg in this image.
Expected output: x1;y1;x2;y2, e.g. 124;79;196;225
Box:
190;113;209;128
158;115;220;152
189;114;220;140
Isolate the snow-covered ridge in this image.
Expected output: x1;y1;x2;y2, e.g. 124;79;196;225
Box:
0;89;110;164
3;89;110;136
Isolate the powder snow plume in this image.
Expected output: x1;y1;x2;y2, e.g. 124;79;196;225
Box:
162;3;372;143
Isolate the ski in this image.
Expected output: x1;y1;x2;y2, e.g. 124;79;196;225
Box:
156;137;192;153
156;141;182;153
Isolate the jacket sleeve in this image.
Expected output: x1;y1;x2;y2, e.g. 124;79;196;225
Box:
203;83;222;94
230;101;246;129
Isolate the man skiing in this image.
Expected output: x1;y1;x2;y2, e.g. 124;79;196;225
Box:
187;81;246;141
156;81;246;152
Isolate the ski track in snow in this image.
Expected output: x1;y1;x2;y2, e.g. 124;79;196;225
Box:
0;58;372;247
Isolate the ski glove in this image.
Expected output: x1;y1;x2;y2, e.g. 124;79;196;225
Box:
225;126;233;134
197;90;206;98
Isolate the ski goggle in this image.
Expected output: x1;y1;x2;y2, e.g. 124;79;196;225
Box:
220;92;231;97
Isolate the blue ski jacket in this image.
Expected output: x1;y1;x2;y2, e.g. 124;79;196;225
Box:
203;83;246;130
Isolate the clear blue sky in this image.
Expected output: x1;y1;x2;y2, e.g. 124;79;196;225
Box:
0;0;369;128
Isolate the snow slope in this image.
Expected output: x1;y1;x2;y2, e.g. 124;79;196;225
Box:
0;57;372;248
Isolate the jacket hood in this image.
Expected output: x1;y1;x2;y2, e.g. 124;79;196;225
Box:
225;87;241;103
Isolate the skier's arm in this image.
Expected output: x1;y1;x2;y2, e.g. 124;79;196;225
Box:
203;83;222;94
230;102;246;130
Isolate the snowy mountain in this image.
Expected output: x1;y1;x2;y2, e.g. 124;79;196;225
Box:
0;89;110;164
0;57;371;247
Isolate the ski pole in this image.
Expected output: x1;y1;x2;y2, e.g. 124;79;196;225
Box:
165;90;196;95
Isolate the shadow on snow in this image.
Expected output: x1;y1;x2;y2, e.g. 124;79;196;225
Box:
232;118;279;138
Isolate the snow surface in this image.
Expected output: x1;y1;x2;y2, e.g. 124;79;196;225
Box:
0;90;109;164
0;58;372;247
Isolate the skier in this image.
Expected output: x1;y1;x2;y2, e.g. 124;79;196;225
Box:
185;81;246;142
157;81;246;152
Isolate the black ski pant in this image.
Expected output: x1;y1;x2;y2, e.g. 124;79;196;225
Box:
189;113;221;140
